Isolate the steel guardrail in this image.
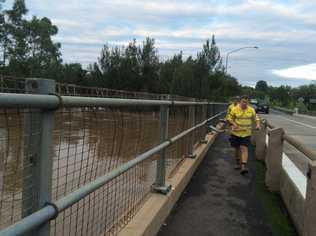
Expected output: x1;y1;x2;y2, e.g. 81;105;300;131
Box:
0;92;227;108
0;111;226;236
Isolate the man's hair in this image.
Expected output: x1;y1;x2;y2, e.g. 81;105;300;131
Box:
240;95;249;100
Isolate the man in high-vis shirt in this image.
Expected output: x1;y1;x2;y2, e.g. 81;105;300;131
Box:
226;96;240;120
226;96;240;168
227;95;261;174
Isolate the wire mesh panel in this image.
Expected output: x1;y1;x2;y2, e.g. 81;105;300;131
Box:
0;108;41;228
50;106;160;235
166;106;191;176
51;159;156;236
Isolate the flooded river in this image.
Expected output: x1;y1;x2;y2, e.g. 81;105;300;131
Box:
0;107;193;235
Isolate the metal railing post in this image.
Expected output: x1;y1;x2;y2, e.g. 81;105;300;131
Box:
303;161;316;236
152;105;172;194
265;127;284;192
200;104;208;144
22;78;56;236
188;105;196;158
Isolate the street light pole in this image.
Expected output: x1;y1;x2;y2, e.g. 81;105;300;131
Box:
225;46;259;72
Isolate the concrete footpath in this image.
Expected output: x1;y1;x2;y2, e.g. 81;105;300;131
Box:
158;134;297;236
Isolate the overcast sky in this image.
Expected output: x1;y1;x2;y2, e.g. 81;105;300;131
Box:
3;0;316;87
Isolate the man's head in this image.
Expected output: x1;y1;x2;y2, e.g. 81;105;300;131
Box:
240;95;249;109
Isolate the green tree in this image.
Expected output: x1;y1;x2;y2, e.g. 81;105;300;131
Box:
89;36;241;101
194;36;223;99
97;44;122;89
270;85;292;107
0;0;7;66
58;63;86;85
25;16;61;77
3;0;62;77
139;37;159;92
121;39;141;90
5;0;28;75
159;52;183;94
171;57;195;97
255;80;268;93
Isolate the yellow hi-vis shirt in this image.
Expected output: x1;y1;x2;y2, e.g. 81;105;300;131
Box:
228;105;260;137
226;103;237;120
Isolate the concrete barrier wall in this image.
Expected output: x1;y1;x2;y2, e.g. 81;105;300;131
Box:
261;129;316;236
118;126;222;236
280;163;305;235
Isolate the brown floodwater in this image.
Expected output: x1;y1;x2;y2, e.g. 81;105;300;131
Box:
0;107;195;235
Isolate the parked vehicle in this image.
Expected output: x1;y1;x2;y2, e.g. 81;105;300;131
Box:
250;99;269;114
256;102;269;114
250;99;258;111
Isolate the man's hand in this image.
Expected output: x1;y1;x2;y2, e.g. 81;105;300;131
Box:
232;124;239;131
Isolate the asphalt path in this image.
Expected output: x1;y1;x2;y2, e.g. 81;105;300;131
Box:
158;134;296;236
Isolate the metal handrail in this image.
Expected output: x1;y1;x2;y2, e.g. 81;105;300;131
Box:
0;92;227;108
0;111;226;236
267;121;316;161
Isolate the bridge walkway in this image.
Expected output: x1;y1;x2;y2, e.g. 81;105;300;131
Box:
158;133;297;236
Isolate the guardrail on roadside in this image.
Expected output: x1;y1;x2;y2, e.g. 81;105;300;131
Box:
253;120;316;236
0;78;227;236
299;111;316;117
272;106;295;115
273;106;316;118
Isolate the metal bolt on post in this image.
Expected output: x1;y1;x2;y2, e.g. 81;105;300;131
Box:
188;105;197;159
152;105;172;194
22;78;56;236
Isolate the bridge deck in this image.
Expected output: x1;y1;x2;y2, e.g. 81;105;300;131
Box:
158;133;297;236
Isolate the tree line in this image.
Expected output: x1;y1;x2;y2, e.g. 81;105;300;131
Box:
0;0;241;101
247;80;316;111
0;0;315;108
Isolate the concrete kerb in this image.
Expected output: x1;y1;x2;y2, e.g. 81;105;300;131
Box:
118;123;224;236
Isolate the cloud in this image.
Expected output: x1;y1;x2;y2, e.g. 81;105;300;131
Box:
272;63;316;81
3;0;316;86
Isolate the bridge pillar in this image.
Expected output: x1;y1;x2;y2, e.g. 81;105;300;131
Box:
303;161;316;236
265;127;284;192
254;120;267;161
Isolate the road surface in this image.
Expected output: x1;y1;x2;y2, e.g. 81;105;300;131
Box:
261;111;316;175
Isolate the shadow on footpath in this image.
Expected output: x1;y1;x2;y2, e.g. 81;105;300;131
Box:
158;133;297;236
